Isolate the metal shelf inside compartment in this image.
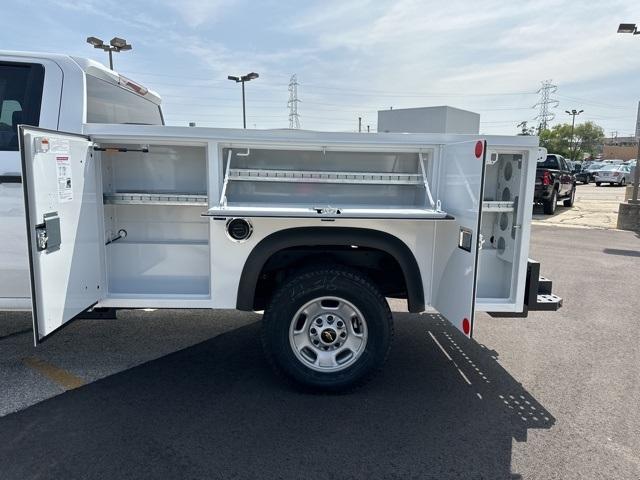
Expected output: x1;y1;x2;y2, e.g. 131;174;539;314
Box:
227;168;424;185
104;191;208;206
482;201;515;212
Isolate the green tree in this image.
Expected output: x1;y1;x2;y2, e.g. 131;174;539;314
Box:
517;121;536;136
574;121;605;159
539;124;573;157
538;121;605;161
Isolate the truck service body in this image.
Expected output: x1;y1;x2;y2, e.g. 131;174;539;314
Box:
2;51;561;389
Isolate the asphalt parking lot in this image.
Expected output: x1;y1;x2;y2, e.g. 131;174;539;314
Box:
1;199;639;478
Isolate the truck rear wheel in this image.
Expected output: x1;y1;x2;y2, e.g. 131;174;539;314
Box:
543;189;557;214
563;186;576;207
262;266;393;391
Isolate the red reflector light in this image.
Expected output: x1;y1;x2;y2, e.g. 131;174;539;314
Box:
474;141;483;158
462;318;470;335
542;171;551;185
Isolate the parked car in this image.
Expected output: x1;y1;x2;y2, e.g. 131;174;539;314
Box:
535;153;576;214
573;162;591;184
594;165;632;186
583;162;606;182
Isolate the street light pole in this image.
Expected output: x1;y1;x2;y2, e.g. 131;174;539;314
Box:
228;72;259;129
86;37;132;70
617;23;639;204
241;81;246;129
565;109;583;161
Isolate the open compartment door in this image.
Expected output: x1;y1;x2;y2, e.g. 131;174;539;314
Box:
19;126;103;343
432;140;486;337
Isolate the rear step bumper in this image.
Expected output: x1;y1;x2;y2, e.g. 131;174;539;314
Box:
488;259;562;318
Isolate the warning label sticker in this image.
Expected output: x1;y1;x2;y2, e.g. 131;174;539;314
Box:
56;156;73;202
50;138;70;155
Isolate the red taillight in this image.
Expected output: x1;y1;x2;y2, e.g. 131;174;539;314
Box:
613;172;620;177
542;171;551;185
474;141;483;159
462;318;470;335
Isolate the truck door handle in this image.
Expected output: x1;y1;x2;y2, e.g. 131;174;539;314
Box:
35;212;61;253
0;175;22;184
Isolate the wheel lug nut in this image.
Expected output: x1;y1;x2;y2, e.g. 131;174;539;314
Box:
336;321;344;328
340;332;346;338
313;339;319;345
327;315;334;324
315;318;322;325
310;328;317;334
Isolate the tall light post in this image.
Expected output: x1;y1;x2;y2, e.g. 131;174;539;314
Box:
227;72;259;129
565;109;583;161
617;23;640;205
86;37;132;70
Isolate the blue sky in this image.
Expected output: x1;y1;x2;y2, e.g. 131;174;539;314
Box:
2;0;639;135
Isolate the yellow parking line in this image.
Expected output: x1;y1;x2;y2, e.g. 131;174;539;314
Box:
23;356;85;390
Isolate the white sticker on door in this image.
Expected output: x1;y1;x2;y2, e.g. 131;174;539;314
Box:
50;138;70;155
56;156;73;202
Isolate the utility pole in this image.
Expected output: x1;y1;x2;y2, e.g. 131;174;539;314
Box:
228;72;259;129
608;130;619;146
614;24;639;232
565;109;583;160
533;80;559;132
287;74;301;129
367;125;370;133
358;117;362;133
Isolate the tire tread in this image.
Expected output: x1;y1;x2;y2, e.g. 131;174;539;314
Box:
261;265;394;392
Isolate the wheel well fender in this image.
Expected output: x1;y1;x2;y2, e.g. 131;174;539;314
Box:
236;227;425;313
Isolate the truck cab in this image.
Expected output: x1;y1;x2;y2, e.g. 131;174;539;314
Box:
0;51;163;310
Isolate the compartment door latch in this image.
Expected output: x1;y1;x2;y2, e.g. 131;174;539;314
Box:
35;212;61;252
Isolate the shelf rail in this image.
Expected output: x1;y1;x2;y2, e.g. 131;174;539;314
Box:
104;193;208;206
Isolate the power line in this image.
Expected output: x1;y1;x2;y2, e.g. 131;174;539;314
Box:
287;74;301;129
533;79;559;131
126;70;539;98
556;94;627;109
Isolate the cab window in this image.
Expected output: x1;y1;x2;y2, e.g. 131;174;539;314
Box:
86;75;163;125
537;155;560;169
0;63;44;151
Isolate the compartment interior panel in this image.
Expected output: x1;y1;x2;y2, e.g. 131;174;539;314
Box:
108;242;209;295
220;147;433;211
477;153;524;303
100;143;210;298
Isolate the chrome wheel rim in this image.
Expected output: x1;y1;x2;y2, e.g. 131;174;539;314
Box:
289;296;368;372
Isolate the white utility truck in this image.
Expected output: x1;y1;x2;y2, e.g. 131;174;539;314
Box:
4;52;561;390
